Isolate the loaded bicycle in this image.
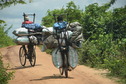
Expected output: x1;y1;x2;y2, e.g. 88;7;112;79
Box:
54;28;70;78
52;13;78;78
18;13;43;67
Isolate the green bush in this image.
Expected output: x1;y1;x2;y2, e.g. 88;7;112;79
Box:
0;23;15;84
0;24;15;48
0;54;14;84
78;35;126;83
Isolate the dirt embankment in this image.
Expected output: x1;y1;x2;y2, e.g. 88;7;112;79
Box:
0;45;118;84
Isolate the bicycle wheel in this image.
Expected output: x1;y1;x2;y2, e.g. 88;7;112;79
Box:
64;53;69;78
59;51;65;76
59;67;64;75
60;52;69;78
19;46;26;66
29;47;36;66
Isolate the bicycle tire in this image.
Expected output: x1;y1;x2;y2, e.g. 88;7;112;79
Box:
59;67;64;75
64;53;68;78
60;52;69;78
29;47;36;66
65;69;68;78
19;47;26;66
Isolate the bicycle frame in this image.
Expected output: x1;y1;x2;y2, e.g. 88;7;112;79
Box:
54;28;70;78
21;44;34;60
22;45;27;55
53;13;71;77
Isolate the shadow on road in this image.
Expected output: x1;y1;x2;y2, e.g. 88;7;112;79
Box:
8;64;42;70
30;74;74;81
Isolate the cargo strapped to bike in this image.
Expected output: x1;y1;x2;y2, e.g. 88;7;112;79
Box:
53;21;67;30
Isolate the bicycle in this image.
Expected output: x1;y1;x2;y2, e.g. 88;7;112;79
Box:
19;44;36;66
52;13;72;78
19;13;41;67
54;28;70;78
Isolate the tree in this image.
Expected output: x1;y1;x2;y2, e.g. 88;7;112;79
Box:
42;8;66;27
65;1;82;23
42;1;82;27
0;0;26;9
110;6;126;39
81;0;116;39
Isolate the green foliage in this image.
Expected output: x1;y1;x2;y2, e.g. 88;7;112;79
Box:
0;24;15;48
45;49;53;54
65;1;82;23
42;1;82;27
42;9;66;27
0;54;14;84
81;2;113;39
0;0;26;9
0;1;33;84
0;20;6;24
79;2;126;83
110;6;126;39
79;33;126;83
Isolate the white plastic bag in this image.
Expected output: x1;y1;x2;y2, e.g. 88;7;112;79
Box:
13;27;29;36
51;46;78;69
15;36;38;45
15;36;29;45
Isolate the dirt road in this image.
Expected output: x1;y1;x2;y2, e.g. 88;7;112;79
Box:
0;45;118;84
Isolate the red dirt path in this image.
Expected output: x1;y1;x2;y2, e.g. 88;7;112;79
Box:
0;45;118;84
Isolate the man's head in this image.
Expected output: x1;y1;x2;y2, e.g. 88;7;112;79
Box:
57;15;63;22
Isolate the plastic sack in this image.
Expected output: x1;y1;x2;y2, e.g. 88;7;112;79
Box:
68;46;78;68
42;27;53;33
52;48;63;69
53;21;67;30
15;36;38;45
15;36;29;45
42;31;73;51
13;27;29;36
52;46;78;69
42;27;54;37
61;31;73;39
43;35;58;49
22;23;41;29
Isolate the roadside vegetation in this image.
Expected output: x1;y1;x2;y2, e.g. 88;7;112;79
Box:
42;1;126;83
0;19;16;84
0;0;30;83
0;24;15;48
0;53;14;84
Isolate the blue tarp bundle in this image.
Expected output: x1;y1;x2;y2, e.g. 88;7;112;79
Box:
22;23;41;29
53;21;67;29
